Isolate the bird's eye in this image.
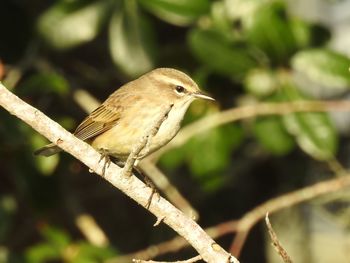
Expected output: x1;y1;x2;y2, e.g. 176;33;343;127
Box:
175;85;185;94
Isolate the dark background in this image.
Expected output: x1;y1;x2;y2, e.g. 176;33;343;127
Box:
1;0;350;262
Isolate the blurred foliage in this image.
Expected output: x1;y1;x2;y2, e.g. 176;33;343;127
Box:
1;0;350;262
25;225;117;262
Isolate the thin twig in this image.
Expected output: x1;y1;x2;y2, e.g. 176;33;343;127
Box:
0;83;238;263
0;59;5;80
2;42;39;90
133;255;202;263
61;172;110;247
230;174;350;256
75;214;109;247
112;174;350;262
139;159;199;220
73;89;100;113
149;100;350;161
108;220;237;263
265;213;293;263
108;99;350;261
327;158;348;177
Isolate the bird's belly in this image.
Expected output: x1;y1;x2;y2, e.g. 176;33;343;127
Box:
91;123;143;159
150;115;180;151
91;103;186;159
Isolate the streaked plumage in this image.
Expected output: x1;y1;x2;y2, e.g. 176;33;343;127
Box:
35;68;214;159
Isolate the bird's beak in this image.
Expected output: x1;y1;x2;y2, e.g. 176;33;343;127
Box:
192;92;215;101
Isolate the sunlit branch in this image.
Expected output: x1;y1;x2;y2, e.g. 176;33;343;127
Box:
0;82;238;263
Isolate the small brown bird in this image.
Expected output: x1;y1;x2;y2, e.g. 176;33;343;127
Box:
35;68;214;160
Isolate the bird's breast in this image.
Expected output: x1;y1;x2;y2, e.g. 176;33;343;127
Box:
91;100;192;159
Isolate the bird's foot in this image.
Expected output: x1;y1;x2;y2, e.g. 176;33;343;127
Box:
133;166;160;209
98;148;111;177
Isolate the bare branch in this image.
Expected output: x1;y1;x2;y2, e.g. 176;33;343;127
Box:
265;213;293;263
115;173;350;261
108;220;237;263
230;174;350;256
73;89;197;220
139;159;199;220
73;89;100;113
0;83;238;263
75;214;109;247
133;255;202;263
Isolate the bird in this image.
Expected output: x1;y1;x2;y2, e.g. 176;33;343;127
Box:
35;68;214;161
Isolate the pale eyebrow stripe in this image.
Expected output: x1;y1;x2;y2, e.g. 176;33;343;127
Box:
151;73;194;88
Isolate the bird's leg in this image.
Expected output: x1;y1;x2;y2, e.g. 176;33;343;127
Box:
134;165;160;209
98;148;111;177
120;105;173;206
134;105;173;207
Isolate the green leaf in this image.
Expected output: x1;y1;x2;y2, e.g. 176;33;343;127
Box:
35;155;60;176
159;146;187;169
185;124;243;192
291;48;350;97
72;242;117;263
26;226;70;263
188;29;257;78
280;85;338;160
245;2;297;63
37;0;112;49
19;73;70;95
160;101;218;170
138;0;210;26
161;123;243;191
26;243;60;263
41;226;71;250
244;68;278;97
109;0;156;76
289;18;313;49
253;116;295;155
187;124;243;177
200;175;226;193
224;0;265;21
210;1;232;35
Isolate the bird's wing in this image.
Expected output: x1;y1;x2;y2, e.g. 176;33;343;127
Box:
74;104;121;141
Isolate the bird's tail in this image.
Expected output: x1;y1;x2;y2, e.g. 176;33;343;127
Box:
34;143;62;157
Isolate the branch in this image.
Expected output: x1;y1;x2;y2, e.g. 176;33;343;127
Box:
75;214;109;247
265;213;293;263
149;100;350;161
109;220;237;263
74;89;198;220
0;83;238;263
230;174;350;256
115;174;350;261
139;159;199;220
133;255;202;263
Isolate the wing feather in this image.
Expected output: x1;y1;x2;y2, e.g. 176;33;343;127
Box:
74;104;121;141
